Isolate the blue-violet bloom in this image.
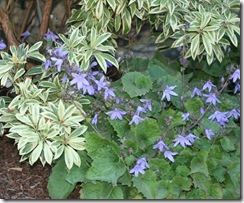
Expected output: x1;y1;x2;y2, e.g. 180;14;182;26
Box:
208;110;229;126
191;87;202;98
129;164;145;177
51;57;63;72
70;73;89;90
104;87;115;100
182;112;190;121
129;115;144;125
44;30;59;42
202;80;216;92
205;129;215;140
203;93;221;106
92;114;98;125
227;109;240;120
234;83;240;94
161;85;178;101
185;133;200;144
106;108;127;120
164;151;178;162
136;157;149;169
173;135;192;148
0;40;6;49
153;140;169;152
230;69;240;83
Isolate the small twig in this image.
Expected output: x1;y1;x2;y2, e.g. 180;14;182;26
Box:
18;0;35;39
0;5;19;47
39;0;53;39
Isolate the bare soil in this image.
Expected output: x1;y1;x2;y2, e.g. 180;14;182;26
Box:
0;135;80;199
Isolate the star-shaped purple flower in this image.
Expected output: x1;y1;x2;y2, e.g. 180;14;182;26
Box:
0;39;6;50
205;129;215;140
106;108;127;120
164;151;178;162
230;69;240;83
203;93;221;106
129;164;145;177
202;80;216;92
185;133;200;144
129;114;144;125
191;87;202;98
51;57;63;72
208;110;229;126
182;112;190;121
70;73;89;90
227;109;240;120
161;85;178;101
136;157;149;169
173;135;192;148
153;140;169;152
44;31;59;42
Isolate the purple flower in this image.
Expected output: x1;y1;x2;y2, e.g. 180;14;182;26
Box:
136;157;149;169
140;99;152;111
203;93;221;106
191;87;202;98
164;151;178;162
53;47;68;58
20;31;30;41
44;59;52;70
200;107;205;115
185;23;190;29
115;98;120;104
129;115;144;125
62;75;67;83
104;87;115;100
202;80;216;92
153;140;169;152
177;46;182;51
181;58;188;66
234;83;240;94
0;40;6;49
44;31;59;42
90;61;98;68
185;133;200;144
161;85;178;101
205;129;215;140
51;57;63;72
208;110;229;126
173;135;192;148
20;30;31;37
227;109;240;120
70;73;89;90
92;114;98;125
136;106;147;115
106;108;127;120
106;60;113;68
230;69;240;83
95;76;108;91
129;164;145;177
182;112;190;121
82;84;95;95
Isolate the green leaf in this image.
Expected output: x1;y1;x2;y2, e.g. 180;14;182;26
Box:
190;150;209;177
212;166;226;182
156;180;169;199
28;41;43;53
80;181;124;199
132;170;157;199
25;66;43;76
122;71;152;98
85;132;126;185
28;51;46;62
135;118;160;150
191;173;210;191
47;156;76;199
66;151;90;184
175;165;190;177
220;136;235;152
184;97;204;115
148;158;170;175
206;183;223;199
108;118;130;138
190;34;200;60
121;8;131;34
170;176;192;195
14;68;25;81
202;32;212;55
187;189;206;199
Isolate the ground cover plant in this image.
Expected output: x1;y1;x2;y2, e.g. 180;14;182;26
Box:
0;0;240;199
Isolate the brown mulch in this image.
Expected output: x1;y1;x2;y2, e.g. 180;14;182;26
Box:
0;135;80;200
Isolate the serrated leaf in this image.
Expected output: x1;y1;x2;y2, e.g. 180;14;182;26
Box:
190;150;209;177
184;97;204;115
122;72;152;98
135;118;160;150
85;132;126;185
220;136;235;152
207;183;223;199
132;170;157;199
80;182;123;199
47;156;76;199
